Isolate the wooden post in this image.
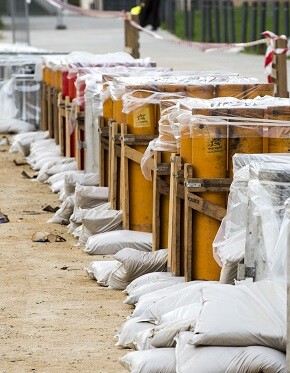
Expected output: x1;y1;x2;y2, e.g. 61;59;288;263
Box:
53;89;59;144
58;93;65;155
47;85;53;138
184;163;193;281
168;154;182;275
65;96;72;157
152;151;162;251
124;14;140;59
98;116;106;187
272;36;289;98
121;123;130;229
41;82;48;131
109;121;120;210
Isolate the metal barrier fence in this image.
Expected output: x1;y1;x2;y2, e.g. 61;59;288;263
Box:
7;0;30;45
161;0;290;44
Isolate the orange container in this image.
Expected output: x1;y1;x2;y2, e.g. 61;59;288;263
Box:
267;106;290;153
191;123;227;280
125;90;158;232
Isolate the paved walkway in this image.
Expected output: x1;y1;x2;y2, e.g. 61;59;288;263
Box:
1;14;289;89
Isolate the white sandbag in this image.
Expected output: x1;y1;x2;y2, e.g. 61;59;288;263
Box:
59;188;66;202
219;257;240;285
64;172;99;197
0;118;35;134
124;277;185;305
115;317;153;349
48;195;75;225
9;130;49;155
32;153;62;171
218;232;245;285
85;230;152;255
37;158;76;182
45;170;83;185
159;303;202;326
125;272;176;295
175;332;286;373
78;209;122;246
28;139;56;160
71;202;110;227
192;280;286;351
69;206;87;225
119;348;176;373
131;282;194;318
84;260;120;286
67;221;81;236
108;248;168;290
150;318;196;348
28;145;60;161
133;328;154;351
74;185;108;209
72;224;82;238
26;140;57;164
50;179;64;193
139;281;209;323
46;161;77;177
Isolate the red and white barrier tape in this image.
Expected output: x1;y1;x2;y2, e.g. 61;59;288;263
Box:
43;1;289;82
261;31;288;83
44;0;124;18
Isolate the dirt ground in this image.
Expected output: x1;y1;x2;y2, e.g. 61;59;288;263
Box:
0;137;130;373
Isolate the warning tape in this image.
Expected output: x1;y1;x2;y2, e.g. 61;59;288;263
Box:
129;19;269;52
262;31;289;83
44;0;124;18
44;0;289;82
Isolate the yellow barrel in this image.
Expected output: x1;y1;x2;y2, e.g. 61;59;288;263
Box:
267;106;290;153
187;85;215;99
56;70;62;91
44;67;52;87
227;108;265;176
113;99;127;124
125;90;157;232
215;83;274;99
51;70;57;89
191;122;227;280
42;66;49;85
180;85;214;164
103;98;114;125
158;114;179;248
180;86;215;165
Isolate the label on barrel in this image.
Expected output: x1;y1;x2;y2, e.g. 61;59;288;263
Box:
206;138;224;154
133;107;151;128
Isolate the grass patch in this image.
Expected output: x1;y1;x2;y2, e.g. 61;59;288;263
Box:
163;2;289;55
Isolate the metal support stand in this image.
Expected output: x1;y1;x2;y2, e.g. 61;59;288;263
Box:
56;1;67;30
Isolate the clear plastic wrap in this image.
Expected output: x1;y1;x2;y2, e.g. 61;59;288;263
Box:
141;96;290;181
42;55;68;71
0;55;42;81
214;153;290;285
269;198;290;284
121;90;186;114
65;51;142;69
110;72;259;101
0;75;41;129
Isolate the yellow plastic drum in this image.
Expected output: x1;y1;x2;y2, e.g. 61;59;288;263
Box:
191;123;227;280
125;90;157;232
267;106;290;153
